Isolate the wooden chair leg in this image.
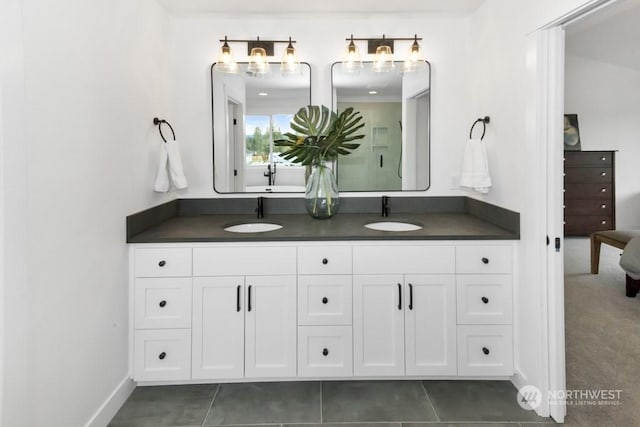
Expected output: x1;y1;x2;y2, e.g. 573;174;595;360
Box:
626;275;640;298
591;234;602;274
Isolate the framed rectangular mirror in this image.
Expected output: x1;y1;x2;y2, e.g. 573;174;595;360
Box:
211;62;311;193
332;61;431;191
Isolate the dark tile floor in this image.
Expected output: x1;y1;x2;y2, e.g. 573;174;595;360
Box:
108;380;553;427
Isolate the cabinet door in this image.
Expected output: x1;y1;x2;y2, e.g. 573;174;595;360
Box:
192;277;244;379
405;275;457;376
353;275;405;376
245;275;297;378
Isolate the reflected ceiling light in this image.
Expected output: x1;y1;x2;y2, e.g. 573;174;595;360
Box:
258;92;268;96
215;36;239;74
281;37;301;76
342;35;363;73
402;34;427;73
368;90;378;94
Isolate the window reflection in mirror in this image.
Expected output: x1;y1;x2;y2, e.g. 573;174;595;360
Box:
211;62;311;193
331;61;430;191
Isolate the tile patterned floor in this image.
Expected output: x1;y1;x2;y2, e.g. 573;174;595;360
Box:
108;380;553;427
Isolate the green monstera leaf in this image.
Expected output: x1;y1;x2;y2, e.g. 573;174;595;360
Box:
274;105;365;165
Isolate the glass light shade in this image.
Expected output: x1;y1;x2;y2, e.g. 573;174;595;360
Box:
215;40;239;74
401;39;427;73
372;45;394;73
248;47;270;75
281;44;301;75
341;39;363;73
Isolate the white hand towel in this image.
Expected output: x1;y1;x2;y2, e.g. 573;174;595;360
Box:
153;143;170;192
460;138;492;194
165;140;188;189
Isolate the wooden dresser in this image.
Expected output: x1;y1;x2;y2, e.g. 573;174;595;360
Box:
564;150;616;236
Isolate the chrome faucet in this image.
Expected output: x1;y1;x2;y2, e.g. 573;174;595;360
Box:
382;196;390;217
256;197;264;219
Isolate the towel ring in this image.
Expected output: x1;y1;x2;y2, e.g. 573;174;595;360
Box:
469;116;490;140
153;117;176;143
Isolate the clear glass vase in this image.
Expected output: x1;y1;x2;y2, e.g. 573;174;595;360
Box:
305;162;339;219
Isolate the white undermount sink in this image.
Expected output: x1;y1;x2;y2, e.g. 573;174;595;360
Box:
224;223;283;233
364;221;423;232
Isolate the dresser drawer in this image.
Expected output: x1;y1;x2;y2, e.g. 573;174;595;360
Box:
135;278;192;329
193;246;296;276
298;246;352;275
457;325;513;376
564;199;612;216
353;246;455;274
456;275;512;324
135;248;192;277
564;151;613;166
298;326;353;377
564;167;612;183
298;275;352;326
564;216;614;235
134;329;191;381
564;183;613;199
456;246;512;274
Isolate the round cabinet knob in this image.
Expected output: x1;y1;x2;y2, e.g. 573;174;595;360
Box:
322;258;328;265
158;352;167;360
481;257;489;264
322;348;329;356
159;300;167;308
601;188;607;193
482;347;490;355
600;172;607;176
322;297;328;304
601;204;607;209
601;220;607;225
158;260;166;267
481;296;489;304
601;156;607;161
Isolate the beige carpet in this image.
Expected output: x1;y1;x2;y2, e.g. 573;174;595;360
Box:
563;237;640;426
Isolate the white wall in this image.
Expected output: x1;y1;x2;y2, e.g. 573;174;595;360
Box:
565;54;640;229
2;0;173;426
167;13;471;197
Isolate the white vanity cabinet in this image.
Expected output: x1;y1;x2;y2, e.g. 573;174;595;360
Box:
192;247;297;380
352;246;457;377
130;241;515;384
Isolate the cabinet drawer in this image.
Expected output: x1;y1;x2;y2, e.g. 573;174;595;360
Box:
564;199;612;216
134;329;191;381
564;215;614;235
456;275;512;324
564;183;613;199
298;275;352;326
353;246;455;274
193;246;296;276
457;325;513;376
135;248;192;277
135;278;192;329
564;167;612;183
456;246;512;274
298;326;353;377
298;246;352;275
564;151;613;166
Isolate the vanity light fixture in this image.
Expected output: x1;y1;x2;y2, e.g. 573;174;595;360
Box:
342;35;363;73
343;34;425;73
215;36;240;74
215;36;300;77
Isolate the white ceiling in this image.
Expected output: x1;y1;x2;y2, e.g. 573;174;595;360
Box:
565;0;640;70
156;0;485;15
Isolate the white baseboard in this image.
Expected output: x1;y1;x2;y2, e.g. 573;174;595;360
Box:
85;376;136;427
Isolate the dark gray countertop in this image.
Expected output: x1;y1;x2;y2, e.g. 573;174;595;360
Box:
128;210;519;243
